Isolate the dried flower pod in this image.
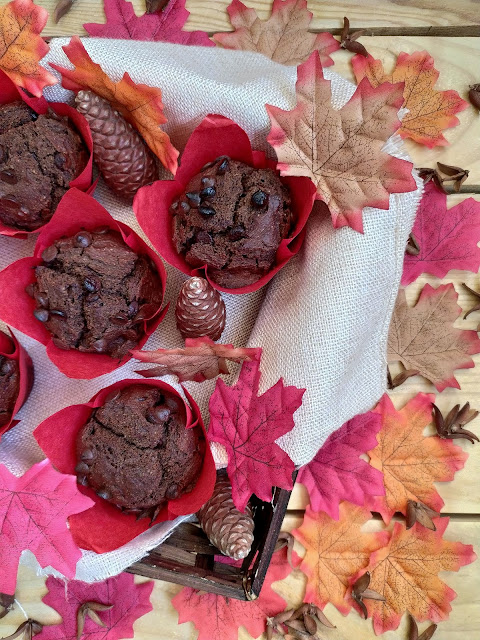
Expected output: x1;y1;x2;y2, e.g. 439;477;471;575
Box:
197;473;254;560
468;84;480;110
175;277;226;341
54;0;77;23
340;16;368;57
75;90;158;200
146;0;170;12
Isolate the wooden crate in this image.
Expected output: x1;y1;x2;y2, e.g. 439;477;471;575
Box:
127;482;293;600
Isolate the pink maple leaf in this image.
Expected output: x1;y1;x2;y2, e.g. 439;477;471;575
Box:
84;0;214;46
172;547;296;640
208;358;304;512
39;573;153;639
402;181;480;285
297;410;385;519
0;460;94;595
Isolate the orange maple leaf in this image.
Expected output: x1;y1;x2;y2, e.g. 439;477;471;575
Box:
293;502;389;615
367;394;468;524
0;0;56;96
352;51;468;148
51;36;178;174
356;519;476;634
213;0;339;67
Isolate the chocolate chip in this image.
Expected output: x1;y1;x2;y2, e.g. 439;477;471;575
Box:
77;475;89;486
41;245;58;263
80;449;95;461
121;329;139;341
93;226;110;235
110;313;129;325
0;145;7;163
229;225;245;241
252;190;269;208
33;308;49;322
0;170;17;185
201;177;215;188
0;198;20;215
147;406;171;424
170;200;179;212
165;397;180;413
199;205;216;217
195;230;213;244
180;201;190;213
75;231;92;248
92;338;108;353
0;359;15;375
200;186;216;200
25;283;35;298
128;301;139;318
216;157;230;175
86;293;99;303
166;484;179;500
54;152;67;170
50;309;65;317
75;462;90;473
83;277;100;293
186;192;201;208
97;489;111;500
200;160;216;171
34;293;49;308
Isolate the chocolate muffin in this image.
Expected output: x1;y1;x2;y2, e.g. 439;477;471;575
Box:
27;228;162;359
171;156;294;288
0;101;88;231
0;346;19;428
75;385;206;518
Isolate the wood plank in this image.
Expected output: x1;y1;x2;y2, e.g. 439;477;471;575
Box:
37;1;480;37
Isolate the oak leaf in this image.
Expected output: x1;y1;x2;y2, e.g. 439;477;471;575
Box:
297;410;385;519
0;460;94;595
357;519;476;634
402;182;480;285
50;36;178;174
293;503;389;615
366;394;467;524
352;51;468;148
208;357;304;511
132;337;260;382
40;573;153;640
84;0;213;47
212;0;339;67
0;0;56;96
388;284;480;391
266;51;416;232
172;547;295;640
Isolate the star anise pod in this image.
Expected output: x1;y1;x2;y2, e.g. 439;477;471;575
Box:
146;0;170;13
463;283;480;319
1;619;43;640
409;613;438;640
351;572;385;619
274;531;295;568
387;366;420;389
76;601;113;640
340;17;368;57
468;84;480;110
53;0;78;23
406;500;440;531
432;402;479;444
0;593;15;620
405;232;420;256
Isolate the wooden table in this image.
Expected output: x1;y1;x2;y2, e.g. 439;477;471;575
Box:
1;2;479;639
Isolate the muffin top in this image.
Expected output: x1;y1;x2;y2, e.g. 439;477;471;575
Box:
0;101;88;231
75;385;206;517
0;347;19;428
171;156;294;288
28;228;162;359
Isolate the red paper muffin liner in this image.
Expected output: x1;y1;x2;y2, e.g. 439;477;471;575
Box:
0;328;34;439
34;378;216;553
0;189;168;379
134;114;317;294
0;70;94;239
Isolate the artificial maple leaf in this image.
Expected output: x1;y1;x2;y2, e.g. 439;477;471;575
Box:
212;0;339;67
366;394;467;524
0;460;94;595
352;51;468;148
208;358;304;512
293;503;389;615
297;410;385;519
402;182;480;285
132;337;260;382
84;0;213;47
172;547;294;640
0;0;56;96
39;573;153;640
357;519;476;634
266;51;416;232
50;36;178;174
388;284;480;391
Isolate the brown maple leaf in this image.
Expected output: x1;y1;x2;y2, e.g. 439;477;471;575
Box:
387;284;480;391
266;51;416;232
132;337;260;383
213;0;339;67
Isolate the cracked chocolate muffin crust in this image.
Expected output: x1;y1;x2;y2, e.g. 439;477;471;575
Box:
75;384;206;518
0;342;19;428
27;228;162;359
171;156;294;288
0;101;88;231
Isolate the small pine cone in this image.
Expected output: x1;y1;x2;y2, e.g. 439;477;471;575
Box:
176;277;226;341
75;90;158;200
197;474;254;560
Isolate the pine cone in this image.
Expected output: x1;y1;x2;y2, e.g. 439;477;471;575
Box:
175;277;226;341
75;90;158;200
197;474;254;560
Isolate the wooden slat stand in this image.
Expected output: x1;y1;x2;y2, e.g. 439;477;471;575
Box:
127;483;293;600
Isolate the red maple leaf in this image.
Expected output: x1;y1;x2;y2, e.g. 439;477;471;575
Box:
84;0;213;46
0;460;94;595
172;547;295;640
402;181;480;285
39;573;153;639
208;358;304;511
297;410;385;519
